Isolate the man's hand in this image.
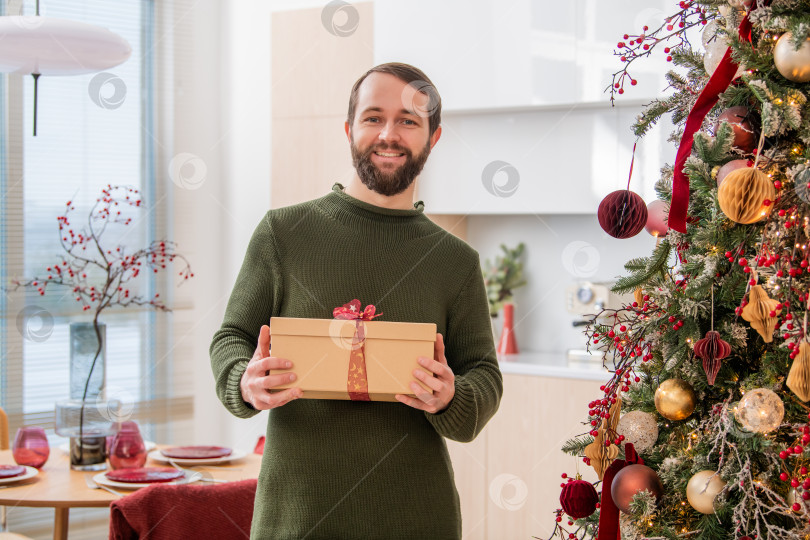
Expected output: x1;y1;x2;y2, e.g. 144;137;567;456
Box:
395;333;455;414
240;324;303;410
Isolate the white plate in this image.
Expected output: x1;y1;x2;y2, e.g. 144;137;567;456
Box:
59;440;157;454
147;449;247;466
0;466;38;485
93;469;201;490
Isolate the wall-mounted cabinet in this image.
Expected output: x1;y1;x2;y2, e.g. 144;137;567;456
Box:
375;0;674;110
417;101;670;215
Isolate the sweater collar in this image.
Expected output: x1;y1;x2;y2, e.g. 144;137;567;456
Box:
330;183;425;216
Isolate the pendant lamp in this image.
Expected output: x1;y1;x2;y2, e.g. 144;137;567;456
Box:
0;5;132;135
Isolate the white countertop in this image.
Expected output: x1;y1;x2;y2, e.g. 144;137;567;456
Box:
496;351;612;381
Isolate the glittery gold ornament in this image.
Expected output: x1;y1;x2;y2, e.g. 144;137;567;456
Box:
686;470;727;514
741;285;781;343
654;379;696;421
717;168;776;224
774;33;810;83
787;342;810;402
584;422;619;481
616;410;658;453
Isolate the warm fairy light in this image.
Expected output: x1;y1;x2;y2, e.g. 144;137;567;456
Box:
775;98;783;105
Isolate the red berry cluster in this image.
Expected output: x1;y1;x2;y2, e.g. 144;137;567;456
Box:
776;417;810;515
607;2;712;101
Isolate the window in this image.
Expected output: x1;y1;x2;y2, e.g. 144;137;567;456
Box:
1;0;191;535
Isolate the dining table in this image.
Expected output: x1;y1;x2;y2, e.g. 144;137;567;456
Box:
0;445;261;540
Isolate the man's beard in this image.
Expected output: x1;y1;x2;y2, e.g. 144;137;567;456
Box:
350;139;431;197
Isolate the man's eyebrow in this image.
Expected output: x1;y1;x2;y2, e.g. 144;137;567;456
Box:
359;106;420;117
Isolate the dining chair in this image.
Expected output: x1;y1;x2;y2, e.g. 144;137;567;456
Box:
0;407;34;540
109;478;257;540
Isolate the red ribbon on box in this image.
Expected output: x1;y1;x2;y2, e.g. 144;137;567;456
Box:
333;300;382;401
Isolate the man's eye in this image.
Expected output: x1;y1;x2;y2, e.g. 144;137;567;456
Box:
402;119;417;125
364;117;379;123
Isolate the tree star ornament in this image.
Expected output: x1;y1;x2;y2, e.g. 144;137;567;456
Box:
694;331;731;385
741;285;781;343
787;342;810;402
584;421;619;481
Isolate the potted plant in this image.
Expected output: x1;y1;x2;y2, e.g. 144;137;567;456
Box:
482;242;527;317
482;243;526;356
10;185;192;469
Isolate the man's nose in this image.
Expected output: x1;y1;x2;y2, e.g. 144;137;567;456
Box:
378;121;401;142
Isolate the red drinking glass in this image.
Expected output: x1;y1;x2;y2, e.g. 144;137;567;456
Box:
109;424;147;470
12;426;50;469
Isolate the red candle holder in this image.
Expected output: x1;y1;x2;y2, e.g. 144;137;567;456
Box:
109;422;147;470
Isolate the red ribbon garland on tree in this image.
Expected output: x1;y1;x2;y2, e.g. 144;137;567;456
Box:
333;299;382;401
597;443;643;540
668;7;755;233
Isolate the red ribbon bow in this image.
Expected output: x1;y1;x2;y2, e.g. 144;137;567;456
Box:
333;299;382;321
669;5;755;233
333;300;381;401
598;443;644;540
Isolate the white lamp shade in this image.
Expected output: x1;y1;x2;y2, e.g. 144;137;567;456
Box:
0;16;131;75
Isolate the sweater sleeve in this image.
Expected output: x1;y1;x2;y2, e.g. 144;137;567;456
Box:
425;258;503;442
210;213;283;419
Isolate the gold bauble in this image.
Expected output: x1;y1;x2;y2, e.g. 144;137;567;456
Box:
787;342;810;402
774;33;810;83
617;410;659;453
741;285;781;343
717;168;776;224
686;470;727;514
654;379;696;421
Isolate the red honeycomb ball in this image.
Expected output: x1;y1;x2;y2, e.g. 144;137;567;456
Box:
598;190;648;239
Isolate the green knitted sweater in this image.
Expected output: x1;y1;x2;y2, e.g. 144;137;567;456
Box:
210;184;503;540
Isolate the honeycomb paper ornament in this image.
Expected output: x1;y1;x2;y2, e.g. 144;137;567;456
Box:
787;342;810;402
717;168;776;224
584;422;619;480
694;330;731;385
597;190;648;239
741;285;781;343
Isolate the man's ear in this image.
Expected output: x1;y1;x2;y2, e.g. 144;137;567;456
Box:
429;125;442;150
344;121;351;142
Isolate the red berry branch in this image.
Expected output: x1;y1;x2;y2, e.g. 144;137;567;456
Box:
9;185;193;446
607;1;713;103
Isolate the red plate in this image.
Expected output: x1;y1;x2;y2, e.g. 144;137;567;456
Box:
105;467;184;484
0;465;26;479
160;446;232;459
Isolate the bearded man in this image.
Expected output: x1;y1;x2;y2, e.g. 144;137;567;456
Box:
210;62;503;540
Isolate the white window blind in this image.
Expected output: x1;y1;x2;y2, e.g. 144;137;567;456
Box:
1;0;193;536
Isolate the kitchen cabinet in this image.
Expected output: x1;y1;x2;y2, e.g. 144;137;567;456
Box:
447;357;608;539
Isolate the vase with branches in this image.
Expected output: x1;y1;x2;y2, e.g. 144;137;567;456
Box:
11;185;192;468
482;242;527;317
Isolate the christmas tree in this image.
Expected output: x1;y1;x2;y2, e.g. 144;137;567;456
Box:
553;1;810;539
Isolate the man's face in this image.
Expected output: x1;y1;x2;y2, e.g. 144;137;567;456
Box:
346;72;441;197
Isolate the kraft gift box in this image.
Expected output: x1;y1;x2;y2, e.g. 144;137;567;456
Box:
269;316;437;401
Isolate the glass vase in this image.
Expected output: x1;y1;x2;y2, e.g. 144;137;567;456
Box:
55;398;120;471
497;302;518;358
70;322;106;400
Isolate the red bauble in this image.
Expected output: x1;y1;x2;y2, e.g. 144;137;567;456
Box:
716;159;750;187
598;190;648;239
716;107;756;153
644;200;669;237
694;330;731;386
560;478;599;519
610;464;664;513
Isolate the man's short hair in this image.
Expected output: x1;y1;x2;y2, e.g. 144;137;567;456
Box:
347;62;442;138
